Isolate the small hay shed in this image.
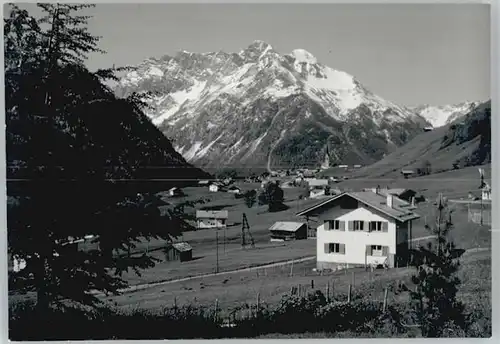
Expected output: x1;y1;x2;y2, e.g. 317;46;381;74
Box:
269;221;307;242
165;242;193;262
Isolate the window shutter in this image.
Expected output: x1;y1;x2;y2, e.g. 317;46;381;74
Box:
382;222;389;232
364;221;370;232
340;221;345;231
366;245;372;255
382;246;389;256
340;243;345;254
324;220;330;231
324;243;330;254
348;221;353;231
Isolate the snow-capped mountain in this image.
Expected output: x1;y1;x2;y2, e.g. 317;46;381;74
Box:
409;102;480;128
114;40;429;170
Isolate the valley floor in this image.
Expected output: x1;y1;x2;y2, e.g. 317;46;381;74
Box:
8;167;492;338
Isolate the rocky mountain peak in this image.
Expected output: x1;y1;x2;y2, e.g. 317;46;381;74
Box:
289;48;318;64
113;42;430;170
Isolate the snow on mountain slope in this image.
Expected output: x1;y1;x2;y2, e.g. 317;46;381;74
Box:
410;101;480;128
114;41;430;170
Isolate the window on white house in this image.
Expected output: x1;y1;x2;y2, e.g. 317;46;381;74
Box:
371;245;383;256
369;221;383;232
328;220;341;230
327;243;345;254
353;220;364;231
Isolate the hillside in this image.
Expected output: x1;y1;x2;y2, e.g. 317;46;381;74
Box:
345;100;491;178
6;66;210;197
114;41;429;171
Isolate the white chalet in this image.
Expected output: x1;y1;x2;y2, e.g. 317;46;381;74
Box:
196;210;229;229
482;183;492;201
297;191;420;271
209;184;220;192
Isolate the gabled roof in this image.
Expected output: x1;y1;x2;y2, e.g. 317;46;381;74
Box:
306;178;329;186
196;210;229;219
296;192;420;222
269;221;306;232
172;242;192;252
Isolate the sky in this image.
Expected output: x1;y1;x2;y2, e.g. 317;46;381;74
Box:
14;3;490;107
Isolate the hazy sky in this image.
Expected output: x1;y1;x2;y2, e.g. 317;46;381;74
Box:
15;3;490;107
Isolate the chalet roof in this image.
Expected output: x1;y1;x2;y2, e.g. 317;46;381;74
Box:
306;178;329;186
172;242;192;252
378;188;415;197
296;192;420;222
269;221;306;232
196;210;229;219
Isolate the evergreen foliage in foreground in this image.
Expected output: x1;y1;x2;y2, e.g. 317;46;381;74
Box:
6;3;207;311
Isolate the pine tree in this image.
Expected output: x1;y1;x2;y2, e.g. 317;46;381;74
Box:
5;4;201;311
406;194;467;337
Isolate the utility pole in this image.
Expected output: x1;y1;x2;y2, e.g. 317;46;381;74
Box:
216;230;219;273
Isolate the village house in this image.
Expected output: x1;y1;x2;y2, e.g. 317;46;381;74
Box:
365;187;418;204
482;183;491;201
198;180;210;186
306;178;330;198
227;185;241;194
309;188;327;199
168;187;184;197
209;183;221;192
296;191;420;271
305;178;329;187
401;170;415;179
269;221;308;242
466;183;492;225
196;210;229;229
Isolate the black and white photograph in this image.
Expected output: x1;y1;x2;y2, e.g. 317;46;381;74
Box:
4;1;494;340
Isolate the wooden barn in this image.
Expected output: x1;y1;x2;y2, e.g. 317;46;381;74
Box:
164;242;193;262
269;221;308;242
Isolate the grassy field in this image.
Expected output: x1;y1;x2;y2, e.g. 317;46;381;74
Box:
109;248;491;320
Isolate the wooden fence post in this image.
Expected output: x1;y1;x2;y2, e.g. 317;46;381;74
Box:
256;292;260;315
351;271;355;288
290;260;294;277
214;299;219;322
331;280;334;299
326;282;330;302
347;284;352;303
311;279;314;289
383;287;389;312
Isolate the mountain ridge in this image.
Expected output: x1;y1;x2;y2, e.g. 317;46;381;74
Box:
114;41;436;171
347;100;491;178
